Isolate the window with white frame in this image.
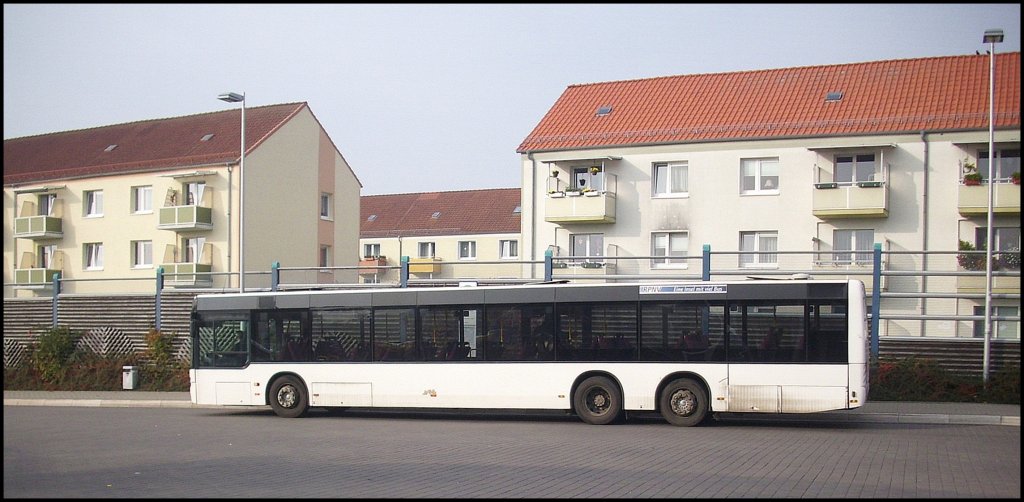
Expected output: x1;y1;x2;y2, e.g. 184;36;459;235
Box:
132;240;153;268
833;229;874;264
320;193;333;219
500;240;519;259
571;233;604;263
320;245;331;268
978;149;1021;182
38;194;56;216
974;305;1020;340
37;245;56;268
183;237;205;263
651;231;688;267
975;226;1022;271
458;241;477;260
418;242;436;258
653;162;688;196
740;158;779;193
364;243;381;259
183;181;205;205
84;190;104;217
834;154;877;184
84;242;104;270
739;231;777;268
572;166;604;192
132;186;152;213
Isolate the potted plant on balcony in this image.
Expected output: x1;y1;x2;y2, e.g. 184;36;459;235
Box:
998;247;1021;271
589;166;601;175
1012;171;1020;185
961;160;982;186
957;240;986;271
565;187;583;197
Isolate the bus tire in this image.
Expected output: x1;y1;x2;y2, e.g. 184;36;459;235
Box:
269;375;309;418
574;376;622;425
659;378;707;427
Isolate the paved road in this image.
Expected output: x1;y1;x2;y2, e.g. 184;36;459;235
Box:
4;405;1020;498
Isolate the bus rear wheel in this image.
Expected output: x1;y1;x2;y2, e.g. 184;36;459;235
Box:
659;378;707;427
270;375;309;418
574;376;622;425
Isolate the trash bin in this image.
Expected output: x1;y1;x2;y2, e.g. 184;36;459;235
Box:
122;366;138;390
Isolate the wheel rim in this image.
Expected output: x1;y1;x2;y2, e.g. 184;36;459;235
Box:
277;384;299;409
669;389;697;417
586;387;611;416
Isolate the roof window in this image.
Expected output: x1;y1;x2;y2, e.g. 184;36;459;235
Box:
431;211;442;219
201;133;215;142
596;106;613;117
104;144;117;152
366;214;377;222
825;91;844;102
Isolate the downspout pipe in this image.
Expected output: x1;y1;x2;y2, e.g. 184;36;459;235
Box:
920;131;929;335
528;152;538;280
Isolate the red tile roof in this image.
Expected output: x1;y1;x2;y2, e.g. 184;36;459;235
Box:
518;53;1021;153
4;103;309;185
361;188;521;238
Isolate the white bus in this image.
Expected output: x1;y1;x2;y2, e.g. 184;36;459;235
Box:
189;279;869;426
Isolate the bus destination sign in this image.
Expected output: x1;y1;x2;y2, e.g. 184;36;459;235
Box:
638;284;727;295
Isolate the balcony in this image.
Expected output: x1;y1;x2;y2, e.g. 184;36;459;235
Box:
161;263;213;287
14;215;63;239
358;257;388;275
13;268;62;288
812;182;888;218
957;182;1020;215
158;205;213;231
409;257;442;274
545;173;616;224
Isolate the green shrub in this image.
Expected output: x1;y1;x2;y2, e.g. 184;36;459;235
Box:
870;356;1020;404
30;326;79;384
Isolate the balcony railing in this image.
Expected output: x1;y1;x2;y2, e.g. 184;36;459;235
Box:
13;215;63;239
157;205;213;231
357;257;388;275
957;181;1021;215
13;268;61;288
161;263;213;286
812;182;888;218
409;257;442;274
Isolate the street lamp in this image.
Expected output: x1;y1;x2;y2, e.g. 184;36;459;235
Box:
981;29;1002;384
218;92;246;293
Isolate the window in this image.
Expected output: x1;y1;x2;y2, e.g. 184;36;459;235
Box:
974;306;1020;340
84;190;103;217
833;229;874;265
653;162;688;196
975;227;1022;271
183;237;206;263
458;241;477;260
364;243;381;258
557;303;637;361
37;245;56;268
132;186;152;213
740;158;779;193
835;154;877;184
572;166;604;192
319;245;331;268
485;304;555;361
183;182;205;206
418;242;436;258
978;149;1021;182
320;193;333;219
740;231;778;268
132;240;153;268
571;233;604;263
84;242;104;270
500;240;519;259
651;232;688;267
38;194;56;216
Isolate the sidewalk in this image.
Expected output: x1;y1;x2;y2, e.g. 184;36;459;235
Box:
3;390;1019;426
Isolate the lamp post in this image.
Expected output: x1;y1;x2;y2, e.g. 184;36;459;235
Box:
981;29;1002;384
218;92;246;293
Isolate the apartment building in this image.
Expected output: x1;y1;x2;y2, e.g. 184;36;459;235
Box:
517;52;1020;339
359;188;522;284
4;102;362;297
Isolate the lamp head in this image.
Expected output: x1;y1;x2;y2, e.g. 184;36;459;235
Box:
218;92;245;103
982;29;1004;44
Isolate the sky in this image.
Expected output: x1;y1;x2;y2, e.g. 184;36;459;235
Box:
4;4;1021;195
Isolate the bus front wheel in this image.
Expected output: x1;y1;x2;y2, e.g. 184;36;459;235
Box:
269;375;309;418
574;376;622;425
659;378;707;427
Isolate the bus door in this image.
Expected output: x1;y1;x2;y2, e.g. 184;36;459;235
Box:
253;310;312;362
